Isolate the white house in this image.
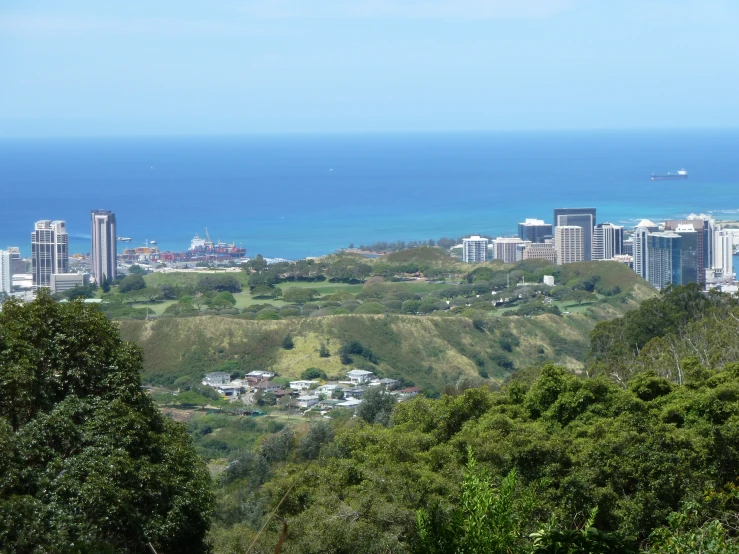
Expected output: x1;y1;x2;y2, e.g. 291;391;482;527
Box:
396;387;421;399
346;369;374;385
202;371;231;386
296;395;320;408
369;378;400;390
246;371;275;380
289;380;319;391
317;384;343;395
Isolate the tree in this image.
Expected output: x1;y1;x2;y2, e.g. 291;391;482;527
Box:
282;287;319;306
251;284;280;299
356;386;396;426
100;276;111;293
282;333;295;350
0;292;213;552
208;291;237;309
118;273;146;293
244;254;268;273
197;274;242;293
301;367;327;380
296;420;334;460
319;342;330;358
127;264;147;275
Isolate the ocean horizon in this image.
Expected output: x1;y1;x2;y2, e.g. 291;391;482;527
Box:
1;130;738;260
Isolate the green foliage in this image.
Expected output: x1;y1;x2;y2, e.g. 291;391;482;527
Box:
301;367;327;380
416;452;523;554
118;273;146;292
356;386;396;426
282;287;319;305
282;333;295;350
0;292;212;553
197;274;242;293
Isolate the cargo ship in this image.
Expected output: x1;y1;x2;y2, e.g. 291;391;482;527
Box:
651;169;688;181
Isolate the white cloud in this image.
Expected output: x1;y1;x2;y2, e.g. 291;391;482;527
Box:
239;0;580;19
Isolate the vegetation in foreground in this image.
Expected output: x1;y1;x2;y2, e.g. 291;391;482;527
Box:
0;292;212;553
208;285;739;553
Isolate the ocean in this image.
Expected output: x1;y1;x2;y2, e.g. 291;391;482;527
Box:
1;130;738;261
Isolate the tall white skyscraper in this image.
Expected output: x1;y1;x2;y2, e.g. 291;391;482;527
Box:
555;226;584;265
0;250;11;295
31;220;68;290
714;229;734;277
462;236;488;263
592;223;624;260
91;210;117;283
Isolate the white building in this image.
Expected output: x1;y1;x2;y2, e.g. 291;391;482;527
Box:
493;237;525;264
31;220;69;290
555;226;584;265
714;229;734;277
245;371;275;380
202;371;231;386
0;250;11;295
296;394;320;408
337;398;362;408
543;275;555;287
592;223;624;260
289;380;319;391
523;243;556;263
317;384;343;395
346;369;374;384
462;236;488;263
50;273;90;294
633;220;659;280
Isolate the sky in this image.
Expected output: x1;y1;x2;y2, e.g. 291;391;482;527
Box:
1;0;738;136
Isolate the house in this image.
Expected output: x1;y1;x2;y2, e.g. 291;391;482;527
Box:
317;384;343;396
346;369;374;384
296;395;320;408
246;371;275;380
397;387;421;399
344;387;366;399
337;398;362;408
272;389;292;399
202;371;231;386
318;398;342;409
254;381;281;394
368;378;400;390
289;380;319;391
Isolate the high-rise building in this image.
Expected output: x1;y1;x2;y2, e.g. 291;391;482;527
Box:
462;236;488;263
714;229;734;277
0;250;11;295
592;223;624;260
494;237;526;264
687;214;716;269
31;220;68;290
517;219;553;243
91;210;117;283
647;232;682;290
665;220;705;284
672;224;699;285
555;226;584;265
633;219;659;280
553;208;596;261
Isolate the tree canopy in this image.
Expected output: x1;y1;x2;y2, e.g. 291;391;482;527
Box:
0;292;213;552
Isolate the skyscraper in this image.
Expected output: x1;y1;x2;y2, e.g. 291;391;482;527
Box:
462;236;488;263
665;220;705;284
517;219;553;243
714;229;734;277
31;220;68;289
0;250;11;295
633;219;659;280
647;232;682;290
91;210;117;283
555;226;584;265
592;223;624;260
553;208;596;261
7;247;25;275
672;224;699;285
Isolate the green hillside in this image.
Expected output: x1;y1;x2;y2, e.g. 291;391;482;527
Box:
118;261;654;392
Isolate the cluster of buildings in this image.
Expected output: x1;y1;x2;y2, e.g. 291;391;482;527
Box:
461;208;737;291
202;368;420;414
0;210;117;299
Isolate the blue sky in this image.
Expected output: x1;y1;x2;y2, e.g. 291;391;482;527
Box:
1;0;737;136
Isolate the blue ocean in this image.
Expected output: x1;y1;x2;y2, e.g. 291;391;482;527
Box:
1;131;738;260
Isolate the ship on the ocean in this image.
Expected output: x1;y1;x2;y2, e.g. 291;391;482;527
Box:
651;169;688;181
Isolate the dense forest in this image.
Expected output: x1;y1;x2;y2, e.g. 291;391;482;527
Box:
210;284;739;553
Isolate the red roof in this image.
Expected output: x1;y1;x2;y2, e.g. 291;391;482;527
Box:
399;387;421;394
